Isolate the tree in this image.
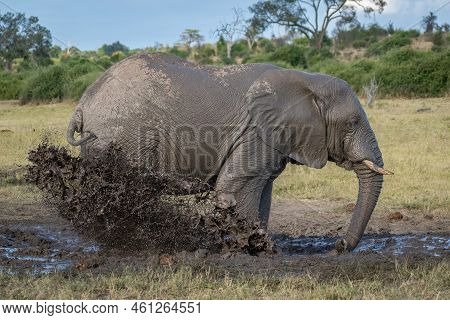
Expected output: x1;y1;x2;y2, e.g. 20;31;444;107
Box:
100;41;129;56
179;29;204;49
422;12;438;33
0;12;52;71
214;8;245;59
363;77;378;108
442;23;450;32
49;45;62;58
249;0;386;51
243;18;263;50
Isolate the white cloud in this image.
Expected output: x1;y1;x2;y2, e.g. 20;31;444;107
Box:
354;0;448;15
383;0;404;14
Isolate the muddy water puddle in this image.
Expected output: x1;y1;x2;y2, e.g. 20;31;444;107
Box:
0;224;98;274
0;224;448;274
276;234;450;257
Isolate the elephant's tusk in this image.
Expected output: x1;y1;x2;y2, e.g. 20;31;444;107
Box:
362;160;394;175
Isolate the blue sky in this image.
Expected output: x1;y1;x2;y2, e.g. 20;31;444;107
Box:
1;0;449;50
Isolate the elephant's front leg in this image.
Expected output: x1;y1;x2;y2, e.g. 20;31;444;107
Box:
215;134;285;223
216;174;268;223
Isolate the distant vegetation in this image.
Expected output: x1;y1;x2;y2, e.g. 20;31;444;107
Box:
0;5;449;103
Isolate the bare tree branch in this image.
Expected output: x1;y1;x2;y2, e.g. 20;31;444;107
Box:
250;0;385;50
214;8;245;59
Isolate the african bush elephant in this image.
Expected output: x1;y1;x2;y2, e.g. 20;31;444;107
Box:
67;52;392;252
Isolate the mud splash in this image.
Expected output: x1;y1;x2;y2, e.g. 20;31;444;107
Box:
25;142;274;255
276;234;450;257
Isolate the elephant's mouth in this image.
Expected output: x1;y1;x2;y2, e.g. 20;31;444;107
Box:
333;158;393;175
335;159;354;171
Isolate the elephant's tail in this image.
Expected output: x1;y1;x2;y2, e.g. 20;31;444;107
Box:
66;108;97;146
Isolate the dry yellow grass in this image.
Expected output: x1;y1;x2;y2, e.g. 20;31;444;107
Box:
0;101;76;200
0;263;448;299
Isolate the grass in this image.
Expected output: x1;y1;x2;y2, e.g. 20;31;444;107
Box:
0;101;76;201
0;98;449;210
0;262;448;299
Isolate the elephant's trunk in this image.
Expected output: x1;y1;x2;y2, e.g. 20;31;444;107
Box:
336;163;384;252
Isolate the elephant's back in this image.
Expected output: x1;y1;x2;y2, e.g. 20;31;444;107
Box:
82;53;273;117
80;53;275;136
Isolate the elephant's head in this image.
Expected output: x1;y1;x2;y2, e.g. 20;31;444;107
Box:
247;69;393;252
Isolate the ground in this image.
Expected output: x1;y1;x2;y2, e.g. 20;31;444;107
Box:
0;98;449;299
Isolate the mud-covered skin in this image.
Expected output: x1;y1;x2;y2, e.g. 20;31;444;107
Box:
67;52;388;252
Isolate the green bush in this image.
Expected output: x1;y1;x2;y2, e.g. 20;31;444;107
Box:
20;66;67;103
231;40;250;58
1;36;447;104
19;60;104;103
309;58;375;93
111;51;126;63
66;62;99;80
257;38;276;53
396;30;420;38
310;48;449;98
193;45;215;64
375;49;449;97
272;45;307;68
367;33;412;56
305;47;333;66
64;71;102;100
0;71;25;100
353;39;367;48
243;53;290;67
94;56;113;69
292;37;309;47
168;47;189;59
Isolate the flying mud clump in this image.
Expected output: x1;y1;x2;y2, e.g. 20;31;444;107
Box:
26;142;274;255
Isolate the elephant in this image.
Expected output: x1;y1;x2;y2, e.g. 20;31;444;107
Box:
66;52;392;252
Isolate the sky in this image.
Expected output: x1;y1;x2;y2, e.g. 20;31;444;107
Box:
1;0;449;50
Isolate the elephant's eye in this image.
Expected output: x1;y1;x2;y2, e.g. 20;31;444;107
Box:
347;117;358;131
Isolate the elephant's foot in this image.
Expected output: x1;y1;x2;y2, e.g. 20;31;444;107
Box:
215;193;237;209
335;238;348;253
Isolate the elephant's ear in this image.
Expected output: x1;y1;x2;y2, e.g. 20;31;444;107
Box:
245;69;328;169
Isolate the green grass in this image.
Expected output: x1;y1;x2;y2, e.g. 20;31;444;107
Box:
0;263;448;299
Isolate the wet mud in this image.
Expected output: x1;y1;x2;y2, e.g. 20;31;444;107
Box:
0;220;448;275
0;224;98;274
275;234;449;257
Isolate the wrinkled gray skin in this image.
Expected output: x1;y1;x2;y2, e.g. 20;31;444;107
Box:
67;52;387;252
